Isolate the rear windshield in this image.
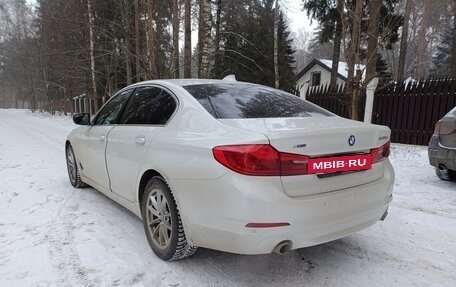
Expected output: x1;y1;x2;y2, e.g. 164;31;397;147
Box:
183;83;332;119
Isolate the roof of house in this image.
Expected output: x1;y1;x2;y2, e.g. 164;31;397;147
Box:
296;58;366;81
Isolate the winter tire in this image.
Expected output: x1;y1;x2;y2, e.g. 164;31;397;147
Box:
435;165;456;181
66;144;88;188
141;176;197;261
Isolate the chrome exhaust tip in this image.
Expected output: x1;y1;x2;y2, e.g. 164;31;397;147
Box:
272;240;293;255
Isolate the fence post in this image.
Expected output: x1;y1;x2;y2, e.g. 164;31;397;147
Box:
364;77;379;123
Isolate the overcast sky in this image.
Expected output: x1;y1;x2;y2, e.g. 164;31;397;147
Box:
283;0;317;34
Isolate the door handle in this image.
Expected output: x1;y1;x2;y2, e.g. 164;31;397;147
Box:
99;135;106;142
134;136;146;145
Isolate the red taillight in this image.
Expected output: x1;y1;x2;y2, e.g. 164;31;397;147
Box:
280;152;309;175
434;120;455;135
434;121;441;134
212;144;309;176
212;144;280;176
370;140;390;164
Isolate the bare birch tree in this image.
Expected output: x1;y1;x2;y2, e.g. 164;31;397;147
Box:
198;0;211;78
134;0;141;82
146;0;157;78
214;0;222;79
87;0;98;113
397;0;412;82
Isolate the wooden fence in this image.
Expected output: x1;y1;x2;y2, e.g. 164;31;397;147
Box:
304;78;456;146
372;78;456;145
305;84;366;121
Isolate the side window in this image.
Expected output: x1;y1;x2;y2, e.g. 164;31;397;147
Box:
95;89;134;125
121;86;177;125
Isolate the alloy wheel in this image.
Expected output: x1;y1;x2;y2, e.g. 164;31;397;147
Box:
146;188;172;249
67;147;77;184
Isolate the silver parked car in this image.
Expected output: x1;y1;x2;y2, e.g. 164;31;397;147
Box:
428;106;456;181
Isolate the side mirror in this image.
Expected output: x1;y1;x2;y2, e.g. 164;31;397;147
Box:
73;113;91;125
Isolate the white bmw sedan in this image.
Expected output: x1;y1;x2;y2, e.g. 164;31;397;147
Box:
66;79;394;261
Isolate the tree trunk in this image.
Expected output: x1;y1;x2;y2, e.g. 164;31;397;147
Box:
366;0;381;83
330;0;344;89
198;0;211;78
214;0;222;79
87;0;98;113
146;0;157;78
198;1;203;76
273;0;280;88
451;1;456;77
172;0;179;78
104;50;115;102
348;0;362;120
184;0;191;78
416;0;430;79
134;0;141;82
122;0;132;85
397;0;412;83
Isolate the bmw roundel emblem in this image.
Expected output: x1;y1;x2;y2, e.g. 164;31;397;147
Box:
348;135;356;146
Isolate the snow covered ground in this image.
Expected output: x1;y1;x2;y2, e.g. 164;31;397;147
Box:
0;108;455;287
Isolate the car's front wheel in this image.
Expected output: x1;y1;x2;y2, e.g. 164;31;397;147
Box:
66;144;88;188
141;176;197;261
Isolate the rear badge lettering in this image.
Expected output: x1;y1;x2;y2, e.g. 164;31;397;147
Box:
308;154;371;174
293;144;307;149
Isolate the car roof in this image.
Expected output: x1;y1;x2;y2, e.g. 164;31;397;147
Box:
113;78;282;100
130;78;264;88
146;79;227;86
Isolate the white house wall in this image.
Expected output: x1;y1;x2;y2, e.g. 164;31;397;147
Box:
296;64;346;99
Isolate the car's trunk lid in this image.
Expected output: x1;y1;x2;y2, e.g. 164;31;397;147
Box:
219;116;391;196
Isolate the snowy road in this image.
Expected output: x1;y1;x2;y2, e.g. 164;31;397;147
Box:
1;109;455;287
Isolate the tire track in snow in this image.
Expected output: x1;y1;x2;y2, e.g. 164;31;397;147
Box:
0;110;92;286
47;190;94;287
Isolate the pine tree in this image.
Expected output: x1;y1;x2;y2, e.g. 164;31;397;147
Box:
219;0;295;91
278;11;296;92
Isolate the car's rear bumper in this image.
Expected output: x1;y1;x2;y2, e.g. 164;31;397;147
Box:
428;134;456;170
171;160;394;255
